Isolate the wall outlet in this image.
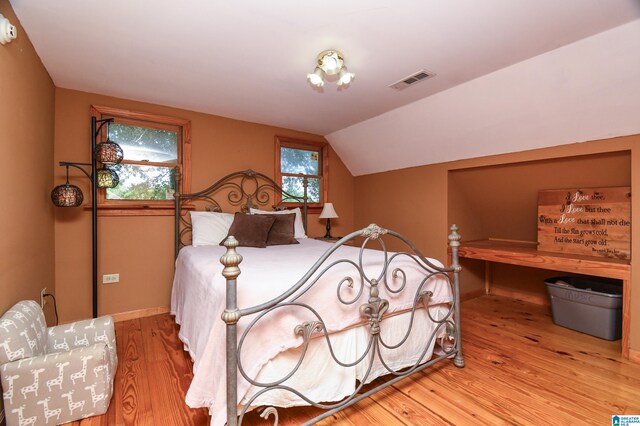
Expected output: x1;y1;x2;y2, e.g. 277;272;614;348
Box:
102;273;120;284
40;288;47;308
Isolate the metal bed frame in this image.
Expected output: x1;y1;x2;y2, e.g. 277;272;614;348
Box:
173;168;464;425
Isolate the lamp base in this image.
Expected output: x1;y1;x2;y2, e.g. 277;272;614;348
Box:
324;218;333;239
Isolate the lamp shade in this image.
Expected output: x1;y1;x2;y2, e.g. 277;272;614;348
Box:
319;202;338;219
96;166;120;188
51;183;84;207
94;139;124;165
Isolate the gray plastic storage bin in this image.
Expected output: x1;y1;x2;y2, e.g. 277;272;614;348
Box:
545;276;622;340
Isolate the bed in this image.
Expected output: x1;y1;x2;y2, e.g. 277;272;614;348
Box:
170;169;464;426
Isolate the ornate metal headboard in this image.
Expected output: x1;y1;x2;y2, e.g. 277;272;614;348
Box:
173;168;308;258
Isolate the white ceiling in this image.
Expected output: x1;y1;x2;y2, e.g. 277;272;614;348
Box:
9;1;640;175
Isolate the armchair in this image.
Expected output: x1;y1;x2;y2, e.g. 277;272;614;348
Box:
0;301;117;425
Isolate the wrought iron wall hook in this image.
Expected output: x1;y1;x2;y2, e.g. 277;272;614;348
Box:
94;118;124;165
64;163;71;181
95;117;114;134
58;161;93;182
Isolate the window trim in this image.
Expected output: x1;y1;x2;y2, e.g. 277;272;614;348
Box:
275;136;328;211
91;105;191;216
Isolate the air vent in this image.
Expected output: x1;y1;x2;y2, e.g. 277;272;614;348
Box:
389;70;436;91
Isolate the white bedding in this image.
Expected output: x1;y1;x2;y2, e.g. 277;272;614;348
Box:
171;238;452;425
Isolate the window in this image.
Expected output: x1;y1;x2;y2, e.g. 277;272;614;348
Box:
91;105;191;215
275;136;328;209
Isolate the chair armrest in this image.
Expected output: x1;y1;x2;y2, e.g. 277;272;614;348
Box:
47;317;115;352
1;343;113;423
46;316;117;373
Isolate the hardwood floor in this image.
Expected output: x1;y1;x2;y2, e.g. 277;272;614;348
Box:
73;296;640;425
71;314;209;426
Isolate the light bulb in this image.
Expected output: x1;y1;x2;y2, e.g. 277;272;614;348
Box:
307;67;325;87
337;67;354;86
323;57;339;73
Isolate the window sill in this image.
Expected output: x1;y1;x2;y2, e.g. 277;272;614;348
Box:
85;203;194;217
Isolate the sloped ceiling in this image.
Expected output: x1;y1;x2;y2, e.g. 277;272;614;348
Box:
329;20;640;175
9;1;640;175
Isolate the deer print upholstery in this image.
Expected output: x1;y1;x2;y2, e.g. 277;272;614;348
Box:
0;301;117;425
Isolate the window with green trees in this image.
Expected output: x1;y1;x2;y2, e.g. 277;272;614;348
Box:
92;105;191;214
275;136;328;208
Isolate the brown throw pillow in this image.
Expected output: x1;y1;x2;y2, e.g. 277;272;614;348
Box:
220;213;276;248
261;213;299;246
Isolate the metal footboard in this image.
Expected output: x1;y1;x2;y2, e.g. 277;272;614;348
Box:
220;224;464;425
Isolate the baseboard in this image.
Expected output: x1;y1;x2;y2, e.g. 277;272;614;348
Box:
111;306;170;323
490;287;549;306
629;348;640;364
460;289;485;302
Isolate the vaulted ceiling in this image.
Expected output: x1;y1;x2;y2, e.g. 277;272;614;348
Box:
10;1;640;175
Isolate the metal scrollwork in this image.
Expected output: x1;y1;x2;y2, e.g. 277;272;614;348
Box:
255;183;275;207
175;169;309;254
439;320;457;355
418;290;433;309
294;321;324;342
227;182;247;207
362;223;388;240
386;267;407;294
359;279;389;335
337;276;363;305
259;406;279;425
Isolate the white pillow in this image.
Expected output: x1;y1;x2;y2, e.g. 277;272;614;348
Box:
190;211;235;247
250;207;307;239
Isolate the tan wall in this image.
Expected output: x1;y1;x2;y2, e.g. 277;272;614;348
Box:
352;164;450;255
354;135;640;352
448;151;630;242
54;88;355;323
0;3;55;317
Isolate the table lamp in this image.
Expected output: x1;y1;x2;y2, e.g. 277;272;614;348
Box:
319;202;338;238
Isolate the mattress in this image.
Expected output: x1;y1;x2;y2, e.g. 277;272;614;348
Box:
171;238;453;425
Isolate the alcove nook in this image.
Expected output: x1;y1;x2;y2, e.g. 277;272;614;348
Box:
447;150;631;353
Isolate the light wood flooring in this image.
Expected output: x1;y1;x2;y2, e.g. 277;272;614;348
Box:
71;296;640;425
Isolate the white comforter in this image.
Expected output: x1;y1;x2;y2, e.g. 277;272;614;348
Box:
171;238;452;425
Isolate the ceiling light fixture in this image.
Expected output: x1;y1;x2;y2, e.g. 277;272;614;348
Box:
0;13;17;45
307;50;354;88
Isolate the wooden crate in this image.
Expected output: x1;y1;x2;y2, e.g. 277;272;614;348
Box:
537;187;631;261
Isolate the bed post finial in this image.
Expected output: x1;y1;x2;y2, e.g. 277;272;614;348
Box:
220;236;242;426
221;236;242;281
448;224;461;248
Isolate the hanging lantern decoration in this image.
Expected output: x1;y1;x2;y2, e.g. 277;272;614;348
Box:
51;165;84;207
